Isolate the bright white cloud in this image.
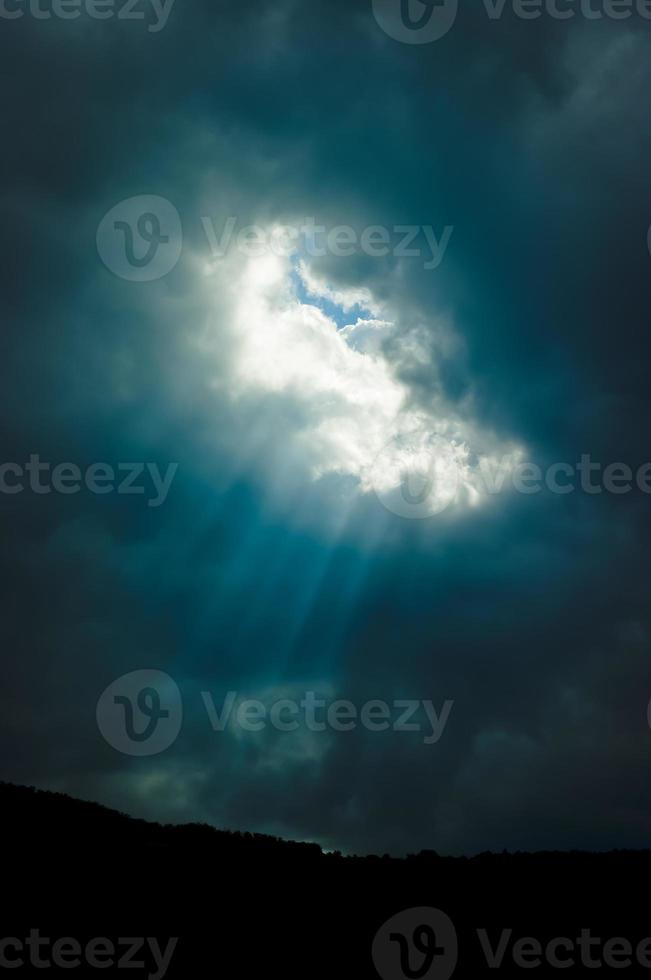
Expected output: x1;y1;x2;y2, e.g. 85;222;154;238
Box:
297;260;382;317
205;243;521;519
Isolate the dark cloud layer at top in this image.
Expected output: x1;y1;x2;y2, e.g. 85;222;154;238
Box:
1;0;651;855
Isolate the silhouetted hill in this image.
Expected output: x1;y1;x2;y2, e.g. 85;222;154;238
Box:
0;781;324;862
4;782;651;977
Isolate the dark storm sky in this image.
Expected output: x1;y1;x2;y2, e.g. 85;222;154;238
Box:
1;0;651;856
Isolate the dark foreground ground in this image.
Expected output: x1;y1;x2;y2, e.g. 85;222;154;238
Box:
3;782;651;977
